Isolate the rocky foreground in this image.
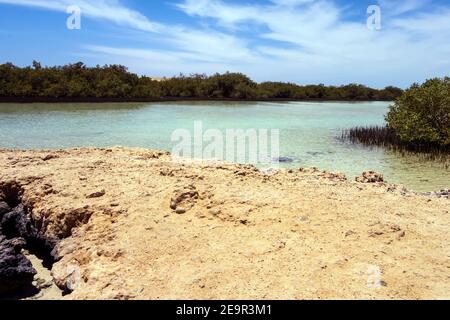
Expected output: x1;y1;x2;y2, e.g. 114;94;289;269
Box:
0;147;449;300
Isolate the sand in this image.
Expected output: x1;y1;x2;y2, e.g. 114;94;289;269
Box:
0;147;449;300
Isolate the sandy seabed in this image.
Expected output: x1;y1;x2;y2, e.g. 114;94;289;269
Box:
0;147;449;300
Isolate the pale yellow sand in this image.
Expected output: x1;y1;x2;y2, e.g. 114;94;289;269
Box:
1;147;449;300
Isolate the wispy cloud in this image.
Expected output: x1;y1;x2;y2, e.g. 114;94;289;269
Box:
171;0;450;86
378;0;430;16
0;0;162;32
1;0;449;87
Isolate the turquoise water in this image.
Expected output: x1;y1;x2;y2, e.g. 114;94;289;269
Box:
0;101;448;191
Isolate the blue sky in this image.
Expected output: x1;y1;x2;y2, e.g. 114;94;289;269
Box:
0;0;449;88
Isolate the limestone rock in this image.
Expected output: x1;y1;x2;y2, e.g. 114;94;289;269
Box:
52;263;81;293
170;185;199;212
356;171;384;183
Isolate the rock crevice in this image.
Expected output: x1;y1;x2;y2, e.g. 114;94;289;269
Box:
0;181;57;298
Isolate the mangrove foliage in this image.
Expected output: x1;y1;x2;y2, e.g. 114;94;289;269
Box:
0;62;403;101
343;77;450;156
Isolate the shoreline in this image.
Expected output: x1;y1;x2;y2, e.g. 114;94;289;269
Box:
1;147;449;300
0;147;448;193
0;97;394;104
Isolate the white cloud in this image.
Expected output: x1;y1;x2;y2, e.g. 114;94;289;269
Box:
172;0;450;87
271;0;316;6
0;0;65;10
83;45;236;76
378;0;430;16
391;9;450;33
0;0;162;32
1;0;449;87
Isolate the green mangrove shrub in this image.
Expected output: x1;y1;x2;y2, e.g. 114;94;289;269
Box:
386;77;450;146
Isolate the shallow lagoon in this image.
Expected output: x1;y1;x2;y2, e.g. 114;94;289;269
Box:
0;101;448;192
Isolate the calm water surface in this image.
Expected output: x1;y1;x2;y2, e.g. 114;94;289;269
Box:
0;101;448;192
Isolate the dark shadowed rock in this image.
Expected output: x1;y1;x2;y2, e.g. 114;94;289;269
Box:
175;208;187;214
86;190;106;199
1;202;57;265
41;154;58;161
0;201;11;217
274;156;295;163
0;181;59;298
1;204;57;261
421;189;450;199
1;204;29;239
0;234;37;296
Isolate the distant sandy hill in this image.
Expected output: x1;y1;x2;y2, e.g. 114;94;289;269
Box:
149;76;169;82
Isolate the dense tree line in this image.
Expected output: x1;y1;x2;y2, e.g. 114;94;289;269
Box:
0;62;403;101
